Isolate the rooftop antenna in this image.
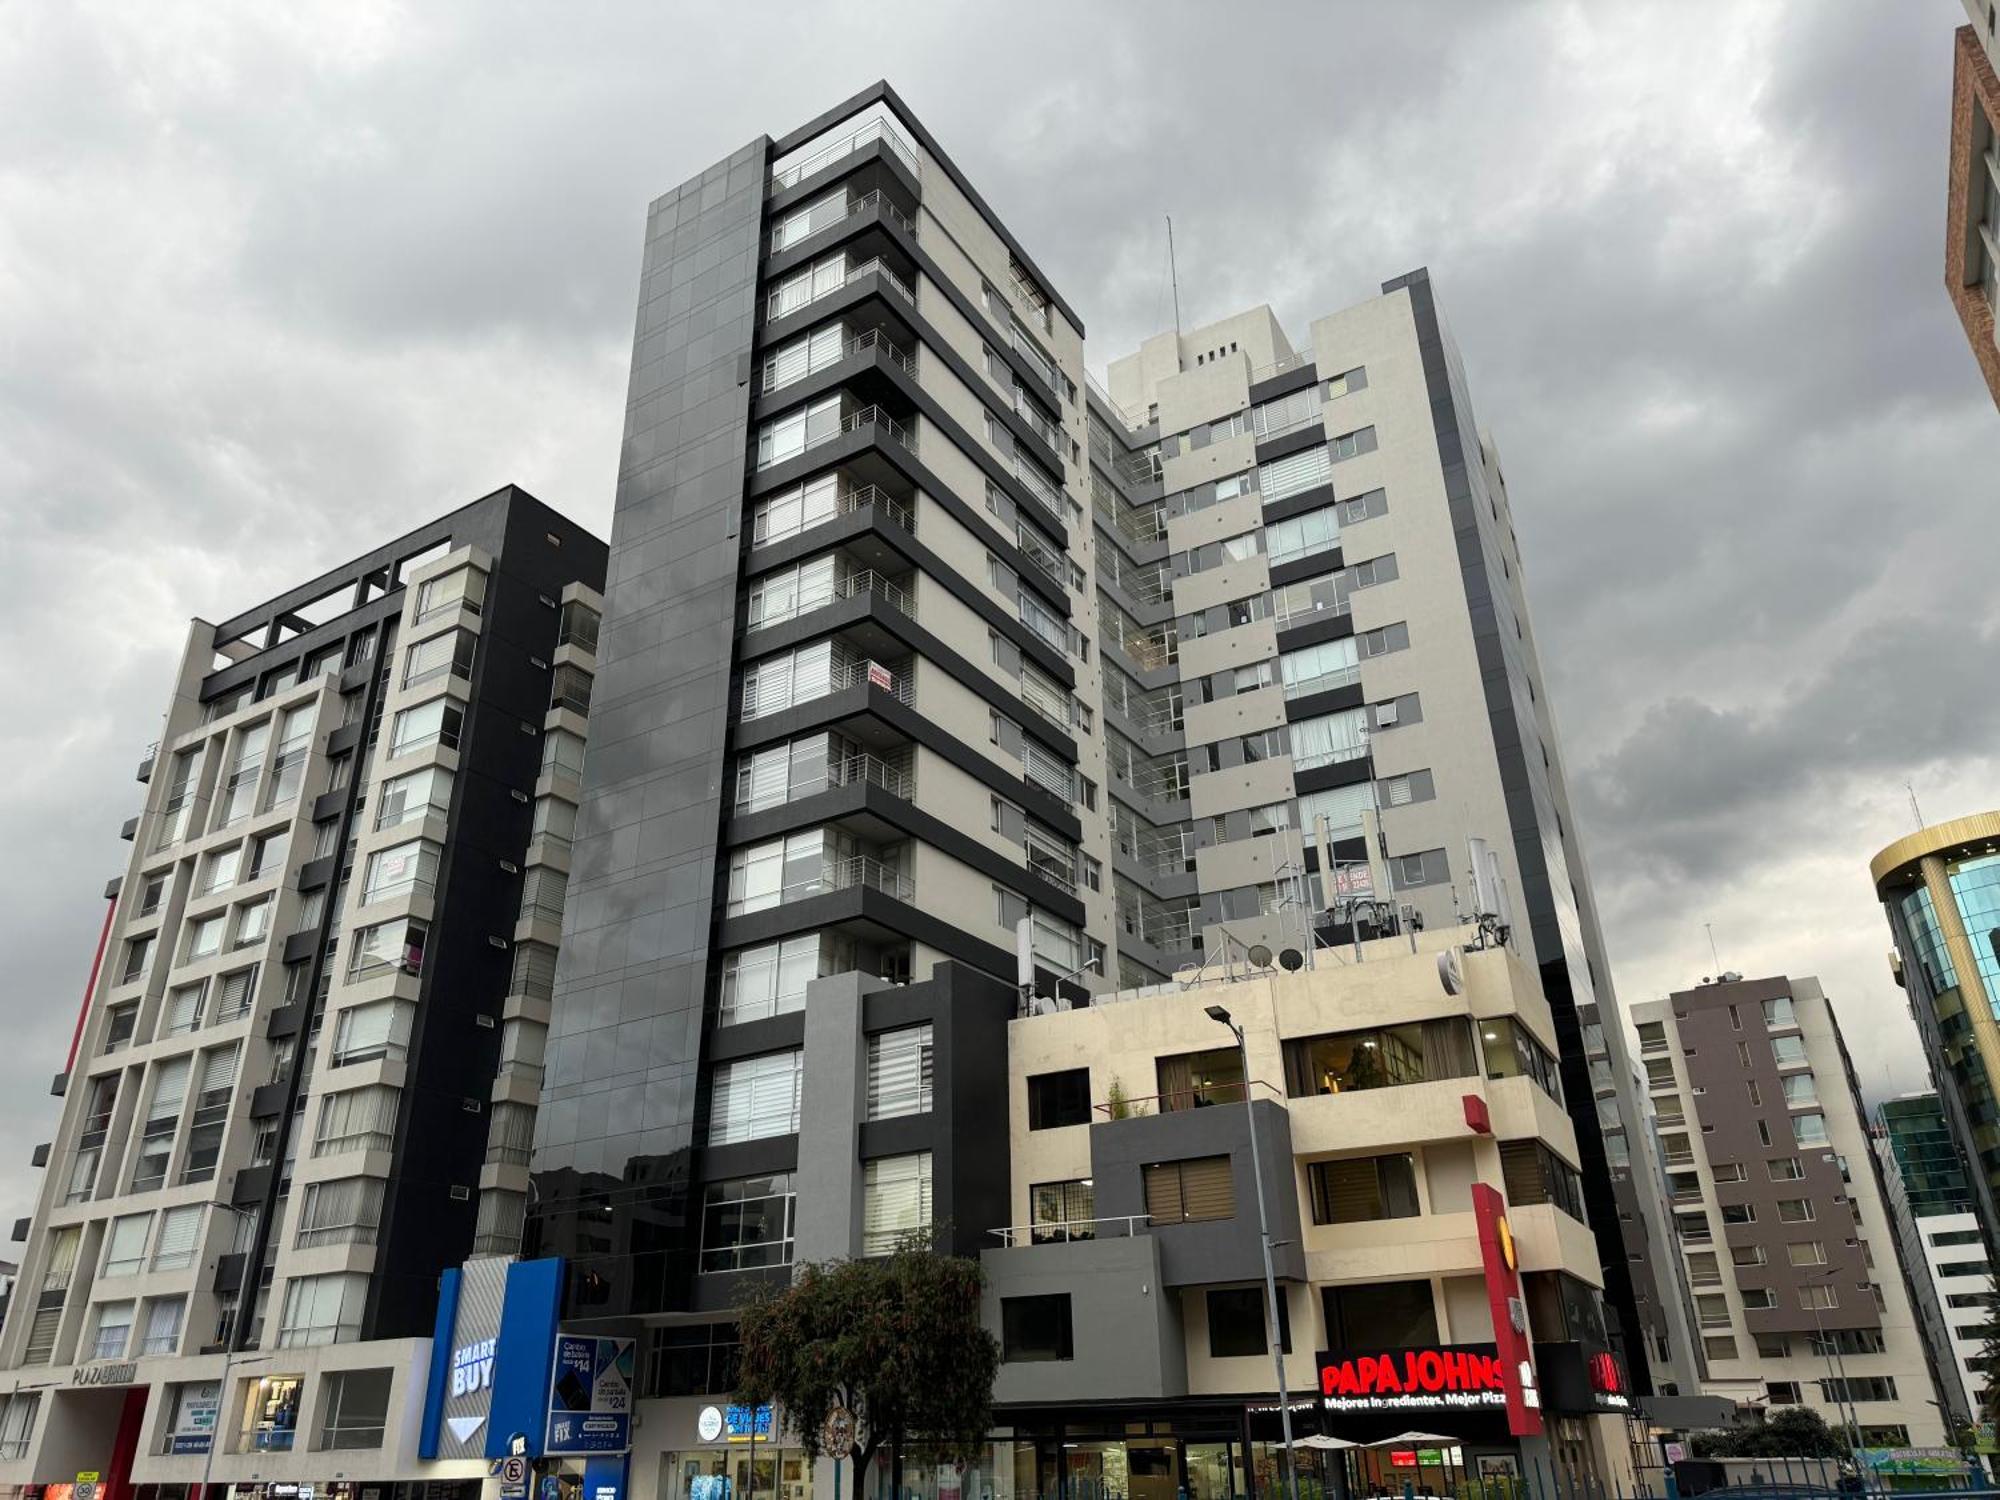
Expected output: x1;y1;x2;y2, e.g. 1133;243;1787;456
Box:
1166;214;1184;360
1705;922;1722;975
1906;781;1925;831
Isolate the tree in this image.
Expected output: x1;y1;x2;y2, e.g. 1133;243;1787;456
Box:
1972;1273;2000;1438
1691;1406;1847;1459
736;1239;1000;1500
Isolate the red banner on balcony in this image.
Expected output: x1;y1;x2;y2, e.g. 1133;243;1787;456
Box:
1471;1181;1543;1437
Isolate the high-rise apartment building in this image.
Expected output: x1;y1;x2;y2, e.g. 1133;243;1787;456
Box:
1630;977;1944;1445
1875;1092;1988;1421
1871;811;2000;1250
1947;3;2000;409
0;488;606;1493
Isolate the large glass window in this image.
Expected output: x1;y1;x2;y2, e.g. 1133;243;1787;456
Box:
1258;447;1333;504
866;1025;934;1120
699;1174;797;1273
103;1213;153;1277
734;735;832;814
1279;637;1359;699
1283;1021;1477;1096
314;1085;400;1156
375;767;453;832
415;566;487;623
1142;1157;1234;1225
1308;1154;1420;1224
294;1178;386;1249
402;630;476;691
718;933;851;1026
1263;503;1340;566
1324;1280;1438;1348
389;699;463;758
746;555;840;630
1290;707;1367;770
741;640;840;719
1479;1018;1565;1103
331;1000;414;1067
751;472;843;547
278;1273;367;1346
318;1368;393;1450
1155;1047;1246;1111
90;1300;135;1360
1297;783;1373;842
708;1052;804;1144
1499;1141;1588;1222
1948;853;2000;1001
361;840;440;905
152;1205;204;1271
1027;1069;1091;1129
346;918;427;978
861;1152;932;1255
1001;1295;1074;1363
1030;1180;1095;1243
755;395;843;469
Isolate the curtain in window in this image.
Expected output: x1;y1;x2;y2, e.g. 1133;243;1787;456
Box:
104;1214;151;1274
709;1053;804;1144
861;1153;932;1255
1420;1019;1478;1080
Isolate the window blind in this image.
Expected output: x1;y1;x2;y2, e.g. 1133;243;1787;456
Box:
147;1058;191;1123
197;1044;240;1098
1259;446;1332;503
104;1214;151;1273
163;982;206;1035
152;1205;202;1269
861;1153;932;1255
1144;1156;1234;1224
866;1025;934;1121
709;1052;804;1144
141;1297;184;1350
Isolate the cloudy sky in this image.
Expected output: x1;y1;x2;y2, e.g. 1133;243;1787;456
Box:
3;1;1995;1230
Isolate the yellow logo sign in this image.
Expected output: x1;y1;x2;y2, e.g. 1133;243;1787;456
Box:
1497;1215;1517;1271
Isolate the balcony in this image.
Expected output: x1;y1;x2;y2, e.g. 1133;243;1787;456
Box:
740;652;915;723
772;116;921;192
1249;348;1315;384
769;188;913;256
826;749;914;801
764;326;915;396
766;255;915;324
752;477;914;551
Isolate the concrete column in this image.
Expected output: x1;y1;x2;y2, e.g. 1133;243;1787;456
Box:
793;973;874;1265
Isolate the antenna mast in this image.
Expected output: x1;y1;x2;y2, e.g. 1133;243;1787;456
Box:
1906;781;1925;830
1166;214;1183;351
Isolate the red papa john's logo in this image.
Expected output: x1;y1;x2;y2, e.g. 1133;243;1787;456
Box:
1588;1352;1623;1396
1319;1348;1506;1400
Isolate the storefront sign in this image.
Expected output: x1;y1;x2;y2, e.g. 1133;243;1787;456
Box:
725;1405;773;1443
1471;1183;1543;1437
544;1334;634;1454
69;1363;136;1387
697;1407;725;1443
1317;1343;1507;1413
1533;1342;1631;1414
1857;1448;1969;1477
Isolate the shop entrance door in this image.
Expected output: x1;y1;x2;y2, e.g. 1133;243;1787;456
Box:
1126;1444;1177;1500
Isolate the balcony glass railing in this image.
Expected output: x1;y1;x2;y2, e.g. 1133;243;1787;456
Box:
763;327;915;394
767;257;915;323
770;117;922;192
770;189;913;255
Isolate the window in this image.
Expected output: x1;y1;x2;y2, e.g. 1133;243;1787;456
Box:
1772;1035;1808;1066
278;1273;367;1346
866;1025;933;1120
725;829;854;915
1499;1141;1588;1222
1799;1284;1838;1311
1768;1157;1804;1181
1762;996;1797;1028
361;840;440;905
1931;1229;1984;1248
734;735;833;814
1328;426;1375;460
199;846;243;896
1258;446;1332;504
708;1052;804;1144
1156;1047;1246;1110
1208;1286;1290;1358
314;1085;401;1156
1001;1295;1074;1363
389;698;464;757
331;1000;415;1067
183;915;224;963
762;322;846;393
295;1178;386;1249
755;394;843;469
1703;1336;1738;1362
131;1056;191;1190
374;767;453;831
0;1393;41;1459
415;566;486;623
1821;1376;1897;1403
1143;1156;1234;1225
1290;707;1367;771
718;934;849;1025
1279;637;1359;699
1720;1204;1756;1225
346;918;428;978
1284;1020;1477;1096
1030;1180;1095;1244
90;1301;136;1360
861;1152;932;1255
700;1174;796;1273
1027;1069;1091;1129
232;897;272;949
152;1205;203;1271
1479;1018;1564;1102
751;472;843;547
1263;503;1342;566
162;981;208;1038
138;1296;186;1355
1713;1162;1747;1183
1792;1112;1828;1146
1323;1280;1438;1348
1308;1154;1420;1224
1787;1241;1827;1267
1756;1335;1791;1359
1695;1293;1732;1328
180;1044;239;1183
318;1368;392;1451
103;1213;154;1277
1767;1380;1802;1404
746;555;840;630
1782;1073;1818;1106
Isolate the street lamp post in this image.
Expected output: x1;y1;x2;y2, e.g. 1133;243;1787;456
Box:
1804;1270;1861;1451
199;1203;266;1500
1206;1003;1300;1500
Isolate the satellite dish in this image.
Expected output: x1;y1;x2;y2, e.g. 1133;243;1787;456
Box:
1278;948;1305;972
1174;962;1203;988
1248;944;1273;969
1436;947;1465;996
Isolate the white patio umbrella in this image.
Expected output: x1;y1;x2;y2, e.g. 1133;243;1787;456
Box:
1371;1433;1461;1447
1297;1435;1361;1450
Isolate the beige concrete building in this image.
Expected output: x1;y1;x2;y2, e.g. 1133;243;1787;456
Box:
979;925;1639;1492
1631;978;1945;1446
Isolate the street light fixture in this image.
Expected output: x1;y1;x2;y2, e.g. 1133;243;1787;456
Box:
1206;1003;1301;1500
201;1202;268;1499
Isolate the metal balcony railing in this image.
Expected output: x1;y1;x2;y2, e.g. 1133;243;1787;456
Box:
836;567;915;619
825;854;914;902
770;117;921;192
770;189;913;255
1013;521;1067;589
767;256;915;323
1248;348;1314;382
763;326;916;394
1280;663;1360;700
989;1214;1150;1249
827;751;914;800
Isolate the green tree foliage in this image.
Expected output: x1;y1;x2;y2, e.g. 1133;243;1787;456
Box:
1972;1274;2000;1437
1690;1406;1847;1459
735;1242;1000;1492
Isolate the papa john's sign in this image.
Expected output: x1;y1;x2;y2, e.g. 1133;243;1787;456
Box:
1317;1345;1509;1415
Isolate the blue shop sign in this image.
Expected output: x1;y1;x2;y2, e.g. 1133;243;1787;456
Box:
725;1405;773;1442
